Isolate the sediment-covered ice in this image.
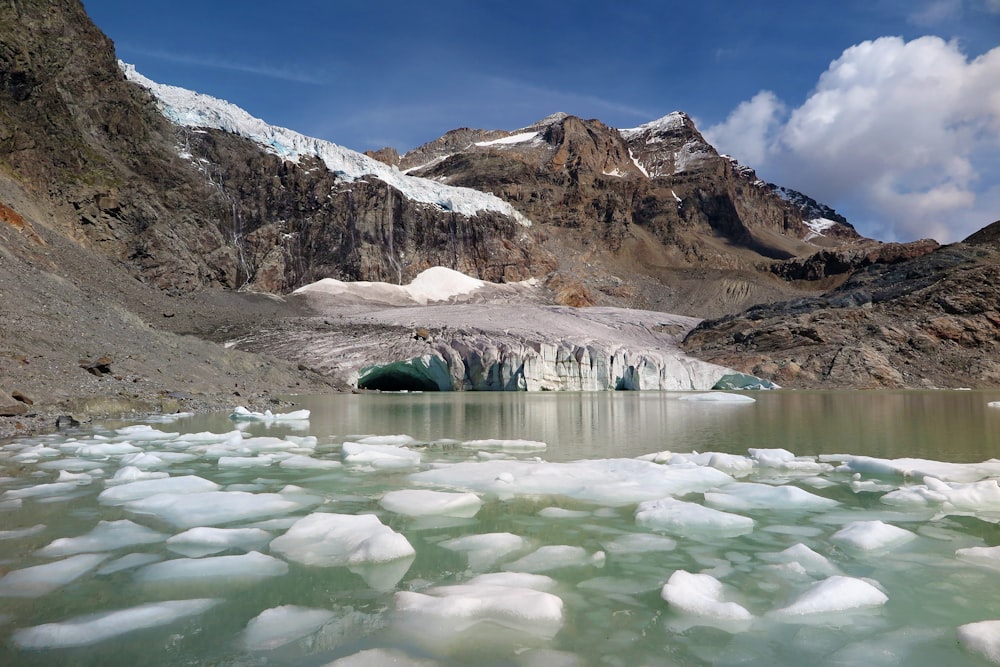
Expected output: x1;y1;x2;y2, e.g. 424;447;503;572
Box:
134;551;288;586
830;520;917;552
11;598;220;649
769;575;888;617
660;570;753;620
380;489;482;517
36;520;168;557
165;527;272;557
0;553;107;597
270;513;415;566
242;605;336;651
124;490;319;528
635;498;755;537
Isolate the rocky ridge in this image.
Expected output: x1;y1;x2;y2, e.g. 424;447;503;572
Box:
682;222;1000;388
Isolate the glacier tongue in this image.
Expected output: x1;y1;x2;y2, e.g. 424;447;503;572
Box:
262;298;756;391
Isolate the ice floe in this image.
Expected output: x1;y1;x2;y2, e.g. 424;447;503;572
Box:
0;553;107;597
165;526;272;557
830;520;917;552
380;489;482;517
270;513;415;566
660;570;753;621
242;605;336;651
438;532;526;570
36;520;167;557
134;551;288;587
635;498;755;537
958;620;1000;664
768;575;888;617
124;489;319;528
11;598;220;649
230;406;311;421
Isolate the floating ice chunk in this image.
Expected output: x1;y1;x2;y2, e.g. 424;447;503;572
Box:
958;620;1000;664
242;605;336;651
679;392;755;403
323;648;437;666
36;457;104;472
0;524;45;541
3;481;82;500
988;402;1000;408
381;489;482;518
105;466;170;485
113;425;180;441
438;533;525;570
831;520;917;552
505;545;601;573
271;513;415;590
37;520;168;557
635;498;755;537
218;455;276;468
881;477;1000;513
124;490;319;529
55;470;94;484
600;532;678;554
342;441;421;469
97;552;163;575
75;442;143;458
271;513;415;566
0;553;107;597
279;454;342;470
134;551;287;586
769;576;887;617
411;458;734;506
393;579;564;646
759;543;840;577
660;570;753;620
11;598;220;649
829;455;1000;484
538;507;591;519
166;527;271;557
461;438;547;451
355;434;418;446
230;406;310;421
704;482;838;512
118;452;169;469
98;475;221;505
956;545;1000;571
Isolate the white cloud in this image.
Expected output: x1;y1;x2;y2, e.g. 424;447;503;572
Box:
702;91;785;166
707;36;1000;242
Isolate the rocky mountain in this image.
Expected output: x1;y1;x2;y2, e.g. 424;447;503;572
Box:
682;222;1000;389
2;0;992;425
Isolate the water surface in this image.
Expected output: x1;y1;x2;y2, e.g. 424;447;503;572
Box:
1;390;1000;666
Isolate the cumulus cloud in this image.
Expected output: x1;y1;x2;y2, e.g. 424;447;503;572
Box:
706;36;1000;242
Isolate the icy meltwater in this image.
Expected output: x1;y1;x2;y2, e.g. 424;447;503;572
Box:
2;391;1000;666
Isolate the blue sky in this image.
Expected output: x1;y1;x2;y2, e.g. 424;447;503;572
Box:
83;1;1000;243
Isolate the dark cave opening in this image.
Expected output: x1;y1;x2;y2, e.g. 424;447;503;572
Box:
357;368;444;392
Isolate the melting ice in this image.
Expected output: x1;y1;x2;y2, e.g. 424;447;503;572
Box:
2;403;1000;666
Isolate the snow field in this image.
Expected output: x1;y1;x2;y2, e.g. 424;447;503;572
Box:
2;410;1000;664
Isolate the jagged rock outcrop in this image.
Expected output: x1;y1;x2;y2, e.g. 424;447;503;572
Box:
768;238;940;283
682;223;1000;388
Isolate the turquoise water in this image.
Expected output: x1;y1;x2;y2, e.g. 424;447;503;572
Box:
1;390;1000;666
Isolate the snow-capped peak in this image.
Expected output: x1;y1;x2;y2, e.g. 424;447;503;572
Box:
620;112;689;137
121;62;531;227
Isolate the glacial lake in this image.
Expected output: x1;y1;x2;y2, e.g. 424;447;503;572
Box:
2;389;1000;666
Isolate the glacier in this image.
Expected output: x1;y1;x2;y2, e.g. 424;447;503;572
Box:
255;268;771;392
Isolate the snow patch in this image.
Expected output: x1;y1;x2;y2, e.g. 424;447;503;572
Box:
122;63;531;227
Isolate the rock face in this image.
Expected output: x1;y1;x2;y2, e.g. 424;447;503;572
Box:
683;225;1000;388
